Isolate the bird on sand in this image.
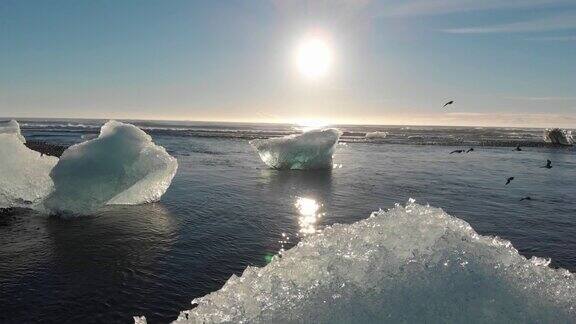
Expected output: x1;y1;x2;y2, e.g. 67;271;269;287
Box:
542;159;552;169
505;177;515;185
520;196;532;201
466;148;474;153
443;100;454;108
450;149;464;154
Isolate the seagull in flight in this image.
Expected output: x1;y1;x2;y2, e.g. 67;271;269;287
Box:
520;196;532;201
542;159;552;169
505;177;515;185
443;100;454;108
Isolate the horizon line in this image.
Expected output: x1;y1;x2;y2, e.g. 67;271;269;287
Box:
1;115;570;130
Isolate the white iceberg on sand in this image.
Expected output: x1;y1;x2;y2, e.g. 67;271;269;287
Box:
167;201;576;323
544;128;573;146
250;129;342;170
43;121;178;215
365;131;388;140
0;119;26;143
0;121;57;208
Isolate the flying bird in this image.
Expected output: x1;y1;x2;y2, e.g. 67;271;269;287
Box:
443;100;454;108
520;196;532;201
466;148;474;153
514;145;522;151
505;177;515;185
542;159;552;169
450;149;464;154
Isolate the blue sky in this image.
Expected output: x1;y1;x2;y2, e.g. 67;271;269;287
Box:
1;0;575;127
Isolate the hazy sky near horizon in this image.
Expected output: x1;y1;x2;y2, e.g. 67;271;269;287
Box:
1;0;576;127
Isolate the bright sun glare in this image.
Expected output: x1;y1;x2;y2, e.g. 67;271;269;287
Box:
295;34;334;80
296;119;329;132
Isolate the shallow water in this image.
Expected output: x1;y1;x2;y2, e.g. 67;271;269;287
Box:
1;120;575;323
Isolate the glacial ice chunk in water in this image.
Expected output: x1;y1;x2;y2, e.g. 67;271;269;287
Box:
169;201;576;323
250;129;342;170
544;128;573;146
365;131;388;140
43;121;178;214
133;316;147;324
0;119;26;143
0;131;57;209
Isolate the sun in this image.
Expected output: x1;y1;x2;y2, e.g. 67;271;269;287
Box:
295;34;334;80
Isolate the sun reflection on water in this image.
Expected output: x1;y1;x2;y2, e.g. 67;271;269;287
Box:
295;197;323;234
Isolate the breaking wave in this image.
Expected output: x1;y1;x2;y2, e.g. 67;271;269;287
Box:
17;120;576;148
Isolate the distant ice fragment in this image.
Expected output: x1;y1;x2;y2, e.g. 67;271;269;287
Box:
365;131;388;140
0;119;26;143
0;132;57;209
544;128;573;146
250;128;342;170
133;316;147;324
170;201;576;323
44;121;178;215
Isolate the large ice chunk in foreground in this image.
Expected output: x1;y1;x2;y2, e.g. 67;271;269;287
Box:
250;129;342;170
43;121;178;214
170;201;576;323
0;133;57;209
544;128;573;146
0;119;26;143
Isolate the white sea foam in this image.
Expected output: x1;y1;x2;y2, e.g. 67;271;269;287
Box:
164;201;576;323
0;119;26;143
250;129;342;170
0;124;57;208
544;128;573;146
43;121;178;214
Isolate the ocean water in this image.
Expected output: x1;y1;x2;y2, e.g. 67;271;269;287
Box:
1;119;575;323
